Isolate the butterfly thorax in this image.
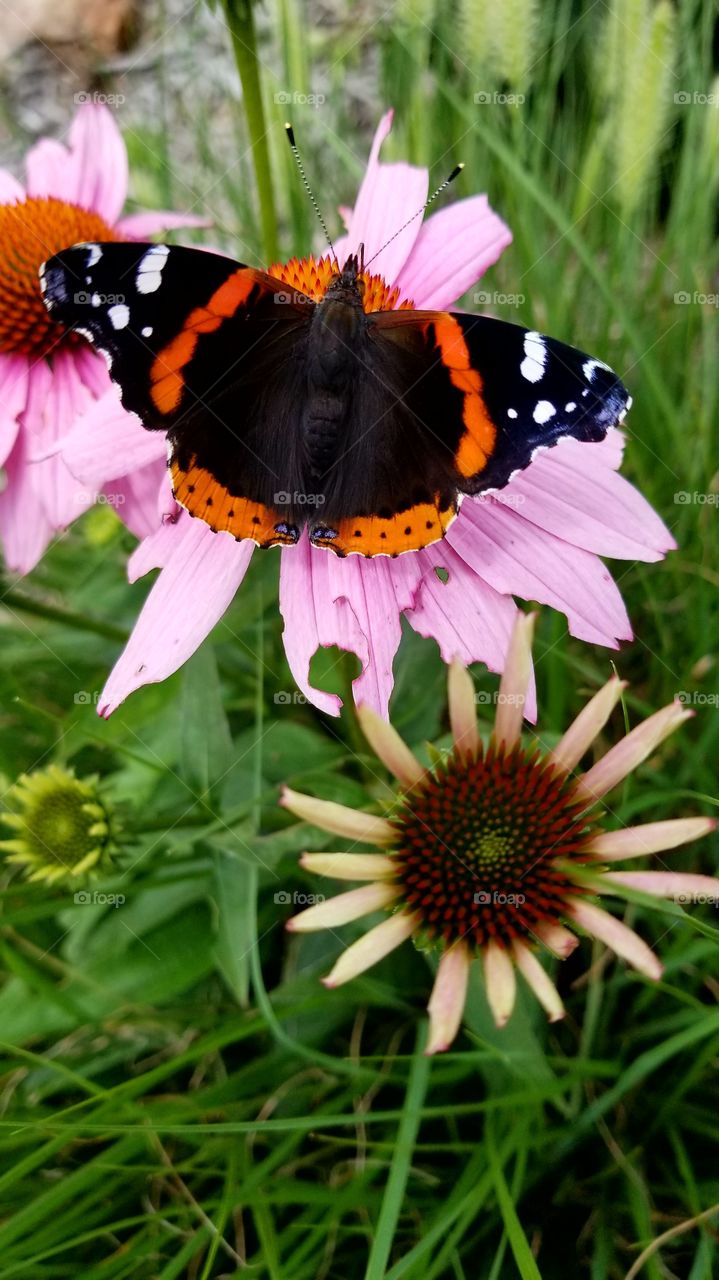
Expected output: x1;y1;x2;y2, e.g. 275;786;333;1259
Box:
303;265;366;480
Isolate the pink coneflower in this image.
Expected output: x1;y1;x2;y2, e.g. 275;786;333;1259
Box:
53;110;673;719
280;613;717;1053
0;103;205;571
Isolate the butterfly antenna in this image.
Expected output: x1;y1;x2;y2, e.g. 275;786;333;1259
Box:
285;123;338;267
364;163;464;272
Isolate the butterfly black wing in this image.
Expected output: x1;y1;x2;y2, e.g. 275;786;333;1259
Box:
41;242;315;547
304;308;630;556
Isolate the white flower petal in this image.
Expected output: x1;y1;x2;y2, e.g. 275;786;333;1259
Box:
280;787;395;845
356;704;425;788
300;852;397;880
585;818;717;861
484;941;517;1027
287;881;401;931
447;661;479;756
513;942;565;1021
426;943;471;1055
567;898;663;979
549;675;627;774
322;911;417;986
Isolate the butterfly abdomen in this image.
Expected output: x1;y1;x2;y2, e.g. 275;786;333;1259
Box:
303;295;366;480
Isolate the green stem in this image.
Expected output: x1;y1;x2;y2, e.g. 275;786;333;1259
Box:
1;589;127;643
223;0;279;263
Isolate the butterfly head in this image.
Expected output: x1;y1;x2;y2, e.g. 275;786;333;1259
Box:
323;247;366;308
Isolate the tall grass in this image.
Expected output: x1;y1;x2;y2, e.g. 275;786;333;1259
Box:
0;0;717;1275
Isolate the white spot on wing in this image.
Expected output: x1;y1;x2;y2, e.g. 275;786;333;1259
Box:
507;408;518;419
520;331;546;383
565;401;576;412
533;400;556;424
136;244;170;295
108;303;130;330
85;244;102;267
141;326;153;337
582;358;610;382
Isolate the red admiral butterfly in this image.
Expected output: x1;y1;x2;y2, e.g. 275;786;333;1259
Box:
40;238;631;558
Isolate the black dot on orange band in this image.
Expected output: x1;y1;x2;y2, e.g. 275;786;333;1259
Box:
354;530;362;537
187;484;195;494
252;516;261;525
426;520;434;529
404;526;412;535
206;497;213;506
228;509;234;517
380;531;387;539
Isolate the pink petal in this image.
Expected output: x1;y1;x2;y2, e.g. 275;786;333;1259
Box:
0;169;25;203
0;397;55;574
483;941;517;1027
600;871;719;902
0;356;29;467
506;432;675;560
549;675;627;774
104;464;166;541
567;898;663;980
447;661;479;756
46;389;164;490
287;881;401;931
405;540;537;719
71;346;114;399
394;194;512;310
576;702;692;804
426;943;471;1054
279;535;420;718
513;942;565;1021
343;110;429;283
493;611;535;749
532;922;579;958
116;210;211;238
280;785;395;845
26;104;128;223
322;911;417;987
356;704;425;788
24;351;96;529
99;516;253;716
585;817;718;861
452;495;631;647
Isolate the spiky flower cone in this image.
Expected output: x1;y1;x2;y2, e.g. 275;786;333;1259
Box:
280;614;717;1054
0;765;119;886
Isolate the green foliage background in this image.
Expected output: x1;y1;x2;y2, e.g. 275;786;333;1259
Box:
0;0;718;1275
